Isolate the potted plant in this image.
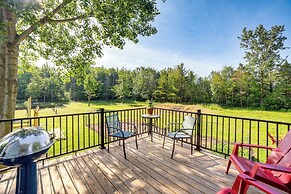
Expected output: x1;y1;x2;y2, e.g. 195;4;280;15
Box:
147;100;154;115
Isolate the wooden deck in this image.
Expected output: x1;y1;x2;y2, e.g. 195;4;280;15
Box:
0;134;256;194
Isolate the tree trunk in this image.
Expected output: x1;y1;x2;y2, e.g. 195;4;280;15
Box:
0;7;19;138
260;78;264;107
88;95;91;106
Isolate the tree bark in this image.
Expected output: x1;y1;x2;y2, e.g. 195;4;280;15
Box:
88;95;91;107
0;7;19;138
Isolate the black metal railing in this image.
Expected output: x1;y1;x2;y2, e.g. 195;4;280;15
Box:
1;107;290;173
153;108;291;162
199;113;291;161
0;107;149;172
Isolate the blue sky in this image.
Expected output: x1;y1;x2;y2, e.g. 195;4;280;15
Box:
96;0;291;77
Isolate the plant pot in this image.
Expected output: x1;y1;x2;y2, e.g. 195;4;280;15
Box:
147;108;154;115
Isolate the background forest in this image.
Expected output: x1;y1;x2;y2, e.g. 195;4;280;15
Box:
18;59;291;111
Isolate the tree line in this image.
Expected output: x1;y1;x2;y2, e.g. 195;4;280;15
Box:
18;59;291;110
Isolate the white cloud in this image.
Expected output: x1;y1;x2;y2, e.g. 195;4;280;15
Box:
95;42;229;77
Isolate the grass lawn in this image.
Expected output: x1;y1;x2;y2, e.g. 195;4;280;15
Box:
15;101;291;123
156;103;291;123
15;101;147;118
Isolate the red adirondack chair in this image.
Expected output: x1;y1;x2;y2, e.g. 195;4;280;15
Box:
225;129;291;193
217;173;282;194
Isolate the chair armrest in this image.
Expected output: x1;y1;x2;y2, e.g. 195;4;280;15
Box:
163;122;181;129
250;162;291;177
231;143;274;155
217;174;281;194
235;174;281;194
108;127;126;137
107;127;122;133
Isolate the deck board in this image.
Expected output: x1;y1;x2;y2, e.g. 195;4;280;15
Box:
0;134;269;194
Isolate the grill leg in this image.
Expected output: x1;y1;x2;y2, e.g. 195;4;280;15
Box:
16;162;37;194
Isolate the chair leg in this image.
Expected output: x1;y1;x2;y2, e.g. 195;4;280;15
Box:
141;123;145;138
190;137;193;155
240;181;250;194
162;132;166;148
108;137;110;153
226;160;232;174
171;139;176;159
122;138;127;159
160;125;163;138
135;135;138;149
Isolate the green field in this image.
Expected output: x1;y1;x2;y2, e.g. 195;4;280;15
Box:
15;101;147;118
15;101;291;122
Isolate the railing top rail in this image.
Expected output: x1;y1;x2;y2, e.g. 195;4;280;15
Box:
200;112;291;125
1;107;290;126
0;111;100;122
154;107;198;114
104;107;146;113
0;107;147;122
155;107;291;125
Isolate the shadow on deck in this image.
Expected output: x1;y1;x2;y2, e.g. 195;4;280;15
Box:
0;134;241;194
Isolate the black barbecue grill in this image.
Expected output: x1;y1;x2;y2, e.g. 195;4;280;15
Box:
0;127;55;194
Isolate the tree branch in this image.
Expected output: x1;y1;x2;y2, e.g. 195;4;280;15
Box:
14;0;74;45
45;13;94;24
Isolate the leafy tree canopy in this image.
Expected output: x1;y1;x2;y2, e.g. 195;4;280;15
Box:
2;0;162;76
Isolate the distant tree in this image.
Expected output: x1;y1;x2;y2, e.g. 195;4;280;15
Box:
26;64;68;102
17;63;35;101
277;61;291;100
105;68;119;100
94;67;108;100
132;67;157;100
84;68;99;106
26;72;43;101
210;71;224;104
220;66;235;105
210;66;235;106
195;77;212;103
232;64;249;107
169;63;188;103
265;60;291;109
154;69;170;102
239;25;288;107
184;70;198;103
69;77;86;101
113;68;133;101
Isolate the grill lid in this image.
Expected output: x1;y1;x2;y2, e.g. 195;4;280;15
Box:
0;127;54;160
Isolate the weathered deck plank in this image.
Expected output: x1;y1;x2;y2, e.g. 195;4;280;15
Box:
0;134;260;194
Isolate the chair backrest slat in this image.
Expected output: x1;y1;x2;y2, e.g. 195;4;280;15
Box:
266;130;291;187
267;130;291;165
105;114;121;134
182;115;196;135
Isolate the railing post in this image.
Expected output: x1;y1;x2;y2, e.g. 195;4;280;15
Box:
195;109;202;151
100;108;106;149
